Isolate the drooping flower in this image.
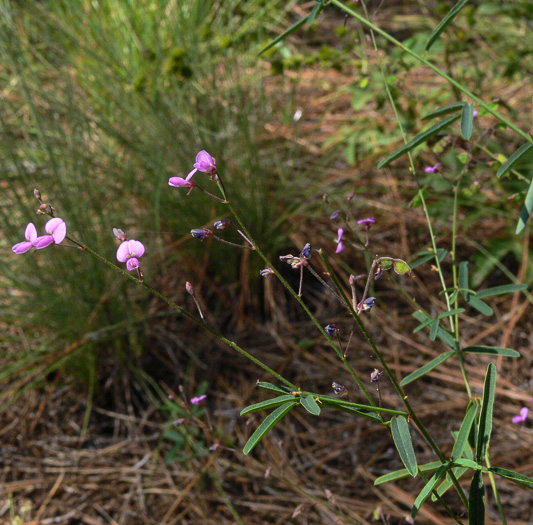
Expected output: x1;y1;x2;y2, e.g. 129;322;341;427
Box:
33;218;67;249
358;296;376;312
214;219;232;230
424;163;441;173
300;243;311;259
191;228;212;241
12;223;38;254
190;394;207;405
335;228;346;253
330;210;341;220
117;239;145;271
169;169;197;194
357;216;375;229
324;324;339;337
260;268;275;278
512;407;528;424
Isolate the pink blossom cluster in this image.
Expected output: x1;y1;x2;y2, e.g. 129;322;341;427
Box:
12;218;67;254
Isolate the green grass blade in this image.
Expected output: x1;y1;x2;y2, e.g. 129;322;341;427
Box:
421;102;466;120
258;14;310;56
256;381;293;395
425;0;470;51
240;395;297;415
300;394;321;415
496;142;533;178
488;467;533;490
243;401;297;455
468;470;485;525
476;284;528;298
412;465;447;519
462;346;520;358
452;403;478;460
466;295;494;316
400;350;455;386
391;416;418;477
516;176;533;234
461;102;475;140
375;461;443;485
476;363;496;462
378;114;461;168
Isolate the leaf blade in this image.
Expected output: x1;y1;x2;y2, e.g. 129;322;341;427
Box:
258;15;310;56
452;402;478;460
400;350;455;386
422;102;465;120
243;401;297;455
300;394;321;416
412;465;448;519
391;416;418;477
496;142;533;178
476;283;528;298
425;0;470;51
462;346;520;358
378;114;461;168
476;363;497;462
468;470;485;525
240;395;297;416
461;102;475;140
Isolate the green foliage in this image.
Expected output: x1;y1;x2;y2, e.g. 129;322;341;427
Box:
390;416;417;477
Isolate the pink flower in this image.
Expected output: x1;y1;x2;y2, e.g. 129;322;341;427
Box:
194;150;216;174
357;216;375;228
512;407;528;424
424;163;441;173
117;239;145;271
335;228;346;253
190;394;207;405
12;222;38;254
168;169;197;194
33;218;67;249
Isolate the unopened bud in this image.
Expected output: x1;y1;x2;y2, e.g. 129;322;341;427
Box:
349;274;356;286
186;282;195;296
324;324;339;337
213;219;232;230
370;368;383;383
34;188;41;200
332;381;348;397
113;228;127;241
39;203;47;211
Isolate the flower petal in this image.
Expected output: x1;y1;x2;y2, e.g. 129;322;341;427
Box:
45;217;64;234
25;223;37;242
126;258;140;271
12;241;34;254
128;240;145;258
51;220;67;244
34;235;54;249
116;240;130;262
169;177;188;187
185;168;198;181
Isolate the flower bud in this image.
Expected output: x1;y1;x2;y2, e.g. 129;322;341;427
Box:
191;228;212;240
34;188;41;200
186;282;195;295
259;268;274;278
213;219;232;230
300;243;311;259
324;324;339;337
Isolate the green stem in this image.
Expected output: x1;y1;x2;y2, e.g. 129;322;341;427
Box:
331;0;532;143
76;241;295;389
485;452;507;525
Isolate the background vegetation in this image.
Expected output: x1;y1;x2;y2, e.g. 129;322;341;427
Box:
1;0;532;523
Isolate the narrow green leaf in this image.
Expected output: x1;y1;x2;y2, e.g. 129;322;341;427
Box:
432;467;469;500
413;317;437;334
452;403;478;460
256;381;293;395
243;401;297;455
459;261;469;300
466;295;494;316
453;458;483;470
300;394;321;416
430;319;439;341
391;416;418;477
437;308;465;319
425;0;470;51
516;175;533;234
476;283;528;298
240;395;297;416
449;290;459;303
307;1;322;25
496;142;533;178
476;363;497;462
412;311;458;349
409;248;448;269
375;461;443;485
461;102;475;140
488;467;533;490
400;350;455;386
469;470;485;525
463;346;520;358
422;102;465;120
258;15;310;56
378;114;461;168
318;398;383;423
412;465;447;519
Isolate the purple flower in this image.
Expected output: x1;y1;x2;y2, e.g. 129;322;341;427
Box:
33;218;67;249
190;150;217;177
214;219;232;230
300;243;311;259
512;407;528;424
358;296;376;312
117;239;145;271
357;216;375;229
191;228;212;241
191;394;207;405
330;210;341;220
12;222;38;254
324;324;339;337
335;228;346;253
473;110;478;117
169;169;197;194
424;163;441;173
260;268;274;278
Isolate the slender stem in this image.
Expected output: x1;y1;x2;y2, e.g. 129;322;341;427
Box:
196;183;228;203
74;240;295;389
332;0;532;143
212;233;254;250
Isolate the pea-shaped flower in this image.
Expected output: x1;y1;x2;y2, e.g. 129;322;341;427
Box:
193;150;217;176
12;222;38;254
33;218;67;249
117;239;145;271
